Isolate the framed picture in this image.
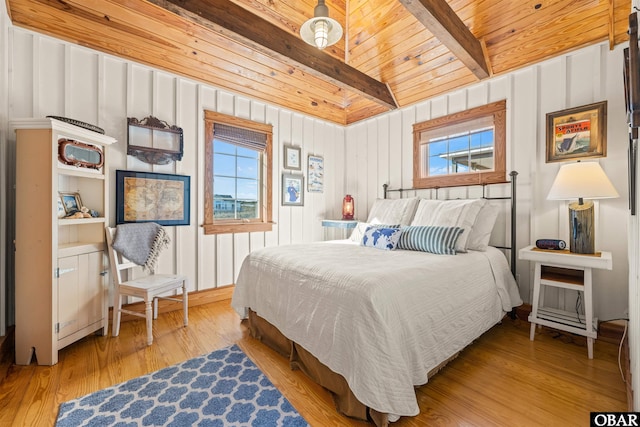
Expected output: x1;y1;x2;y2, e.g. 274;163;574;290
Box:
282;173;304;206
57;196;67;218
307;155;324;193
546;101;607;163
283;144;302;170
116;170;190;226
59;191;83;215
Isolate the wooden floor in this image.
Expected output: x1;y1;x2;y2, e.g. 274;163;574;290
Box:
0;299;627;427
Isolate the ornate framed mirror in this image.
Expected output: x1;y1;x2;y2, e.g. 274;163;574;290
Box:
58;139;104;170
127;116;183;165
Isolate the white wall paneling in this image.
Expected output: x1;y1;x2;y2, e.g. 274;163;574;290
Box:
3;26;344;301
344;43;630;324
0;7;636;403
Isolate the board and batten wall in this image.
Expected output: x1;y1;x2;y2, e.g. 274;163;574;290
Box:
0;4;636;400
0;22;345;328
345;42;631;325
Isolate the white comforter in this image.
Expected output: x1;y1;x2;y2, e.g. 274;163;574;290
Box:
231;242;522;417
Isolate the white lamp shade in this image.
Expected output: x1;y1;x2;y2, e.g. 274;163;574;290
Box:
547;161;619;200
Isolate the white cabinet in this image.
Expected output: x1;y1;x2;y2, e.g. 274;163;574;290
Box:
12;118;116;365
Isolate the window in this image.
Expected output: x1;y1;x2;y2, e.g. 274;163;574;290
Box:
413;100;506;189
203;111;273;234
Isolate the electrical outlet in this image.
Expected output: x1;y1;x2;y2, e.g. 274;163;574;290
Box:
623;308;629;318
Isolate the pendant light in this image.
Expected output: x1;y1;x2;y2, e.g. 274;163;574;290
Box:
300;0;343;50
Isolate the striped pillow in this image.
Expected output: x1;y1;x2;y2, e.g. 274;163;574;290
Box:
397;226;463;255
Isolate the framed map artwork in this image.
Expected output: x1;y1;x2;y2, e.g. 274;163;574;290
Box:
116;170;190;226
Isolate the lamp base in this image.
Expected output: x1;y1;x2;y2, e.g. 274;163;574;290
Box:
568;200;595;254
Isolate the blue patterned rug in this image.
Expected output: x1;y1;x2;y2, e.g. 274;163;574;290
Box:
55;344;309;426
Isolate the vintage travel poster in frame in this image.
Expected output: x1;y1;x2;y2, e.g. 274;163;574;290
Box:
307;155;324;193
546;101;607;163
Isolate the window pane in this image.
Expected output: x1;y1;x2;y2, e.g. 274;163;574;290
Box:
237;146;258;158
237;156;259;179
427;140;448;176
237;178;259;219
422;128;495;177
214;177;236;219
214;153;236;177
214;139;235;154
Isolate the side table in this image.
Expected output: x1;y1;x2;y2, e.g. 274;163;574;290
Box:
321;219;358;240
518;245;612;359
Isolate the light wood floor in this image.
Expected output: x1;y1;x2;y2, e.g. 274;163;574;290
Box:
0;300;627;427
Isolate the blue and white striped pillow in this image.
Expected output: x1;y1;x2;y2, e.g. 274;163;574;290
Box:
397;226;463;255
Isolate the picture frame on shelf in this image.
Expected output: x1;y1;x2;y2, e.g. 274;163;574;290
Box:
57;196;66;218
545;101;607;163
283;144;302;170
116;170;191;226
307;155;324;193
59;191;83;215
282;173;304;206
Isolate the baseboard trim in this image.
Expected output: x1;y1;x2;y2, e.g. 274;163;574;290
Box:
112;285;235;323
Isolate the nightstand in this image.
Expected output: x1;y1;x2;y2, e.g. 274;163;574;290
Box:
321;219;358;240
518;245;612;359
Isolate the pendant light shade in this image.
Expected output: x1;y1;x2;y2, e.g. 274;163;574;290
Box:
300;0;343;49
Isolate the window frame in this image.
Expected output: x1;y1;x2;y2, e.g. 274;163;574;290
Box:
413;100;507;189
203;110;273;235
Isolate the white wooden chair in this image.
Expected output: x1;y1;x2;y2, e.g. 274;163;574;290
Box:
105;226;188;345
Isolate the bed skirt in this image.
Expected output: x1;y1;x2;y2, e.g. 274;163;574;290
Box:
247;309;390;427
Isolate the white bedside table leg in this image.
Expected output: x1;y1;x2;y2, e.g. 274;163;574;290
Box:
529;262;542;341
584;267;594;359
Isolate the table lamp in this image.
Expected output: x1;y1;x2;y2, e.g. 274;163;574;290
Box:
547;161;618;254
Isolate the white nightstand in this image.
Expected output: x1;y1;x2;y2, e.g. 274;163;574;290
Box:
321;219;358;240
518;245;612;359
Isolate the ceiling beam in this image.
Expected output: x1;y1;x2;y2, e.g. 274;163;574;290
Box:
399;0;491;80
151;0;397;110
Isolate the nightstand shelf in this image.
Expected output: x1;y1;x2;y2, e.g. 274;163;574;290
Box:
519;245;612;359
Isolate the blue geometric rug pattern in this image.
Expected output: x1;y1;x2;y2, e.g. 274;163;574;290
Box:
56;344;309;427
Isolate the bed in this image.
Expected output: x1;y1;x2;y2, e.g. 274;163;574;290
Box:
231;179;522;426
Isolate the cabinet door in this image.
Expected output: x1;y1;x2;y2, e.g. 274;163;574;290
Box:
57;256;80;340
79;251;106;328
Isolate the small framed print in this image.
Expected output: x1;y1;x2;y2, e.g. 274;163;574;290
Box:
283;144;301;170
546;101;607;163
307;155;324;193
59;191;83;215
282;173;304;206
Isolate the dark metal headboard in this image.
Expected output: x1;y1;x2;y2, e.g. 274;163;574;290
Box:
382;171;518;278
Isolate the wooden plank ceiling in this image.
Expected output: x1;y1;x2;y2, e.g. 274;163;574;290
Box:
5;0;630;125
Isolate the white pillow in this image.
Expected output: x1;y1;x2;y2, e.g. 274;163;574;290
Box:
410;198;486;252
366;197;419;226
466;203;501;251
